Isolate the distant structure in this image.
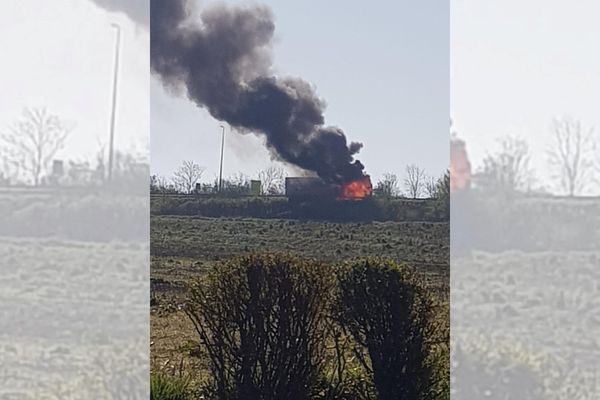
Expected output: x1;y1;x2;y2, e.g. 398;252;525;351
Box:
250;180;261;196
285;177;337;201
47;160;65;186
52;160;64;176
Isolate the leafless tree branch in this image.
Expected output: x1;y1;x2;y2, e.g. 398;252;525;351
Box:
1;107;71;186
172;160;205;193
547;117;594;196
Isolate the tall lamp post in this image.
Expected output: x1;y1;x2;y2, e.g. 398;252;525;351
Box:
218;125;226;192
108;23;121;182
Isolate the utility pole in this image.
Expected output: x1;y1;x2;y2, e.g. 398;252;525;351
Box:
218;125;225;192
108;23;121;182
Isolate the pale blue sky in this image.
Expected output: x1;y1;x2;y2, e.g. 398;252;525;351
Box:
151;0;449;185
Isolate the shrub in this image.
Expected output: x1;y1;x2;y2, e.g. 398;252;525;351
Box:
185;254;335;400
150;374;192;400
335;260;447;400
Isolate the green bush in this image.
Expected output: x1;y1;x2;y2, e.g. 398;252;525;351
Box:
185;254;335;400
335;260;448;400
150;374;192;400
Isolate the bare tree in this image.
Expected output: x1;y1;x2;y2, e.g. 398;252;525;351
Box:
404;164;425;198
258;166;286;195
172;160;205;193
548;117;594;196
150;174;171;193
375;173;400;197
424;175;437;198
477;136;533;194
1;108;71;186
0;149;17;185
218;172;250;195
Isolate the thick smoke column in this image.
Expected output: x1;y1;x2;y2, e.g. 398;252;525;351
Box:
151;0;366;184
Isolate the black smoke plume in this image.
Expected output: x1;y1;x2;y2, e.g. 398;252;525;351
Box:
151;0;366;184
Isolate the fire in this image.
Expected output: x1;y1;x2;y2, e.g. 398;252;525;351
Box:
339;175;373;200
450;138;471;193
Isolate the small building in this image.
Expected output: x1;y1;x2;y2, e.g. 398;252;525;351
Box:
52;160;64;177
46;159;65;186
250;180;261;196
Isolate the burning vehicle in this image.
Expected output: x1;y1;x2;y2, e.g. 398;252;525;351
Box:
285;176;373;202
285;177;337;201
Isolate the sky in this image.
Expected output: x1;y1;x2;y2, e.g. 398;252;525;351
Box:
151;0;450;185
0;0;149;177
452;0;600;193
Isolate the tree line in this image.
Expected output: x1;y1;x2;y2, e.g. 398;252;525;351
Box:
0;107;148;190
0;107;445;197
152;160;447;200
472;116;598;197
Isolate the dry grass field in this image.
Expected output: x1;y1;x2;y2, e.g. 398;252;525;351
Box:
150;215;449;387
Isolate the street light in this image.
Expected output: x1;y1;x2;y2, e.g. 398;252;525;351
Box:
108;23;121;182
218;125;226;192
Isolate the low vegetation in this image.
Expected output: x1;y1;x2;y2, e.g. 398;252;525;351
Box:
151;216;449;286
452;251;600;399
0;190;148;241
453;191;600;252
0;238;148;398
150;374;193;400
151;195;449;222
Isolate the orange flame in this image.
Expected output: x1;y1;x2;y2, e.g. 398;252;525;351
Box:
339;175;373;200
450;138;471;193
